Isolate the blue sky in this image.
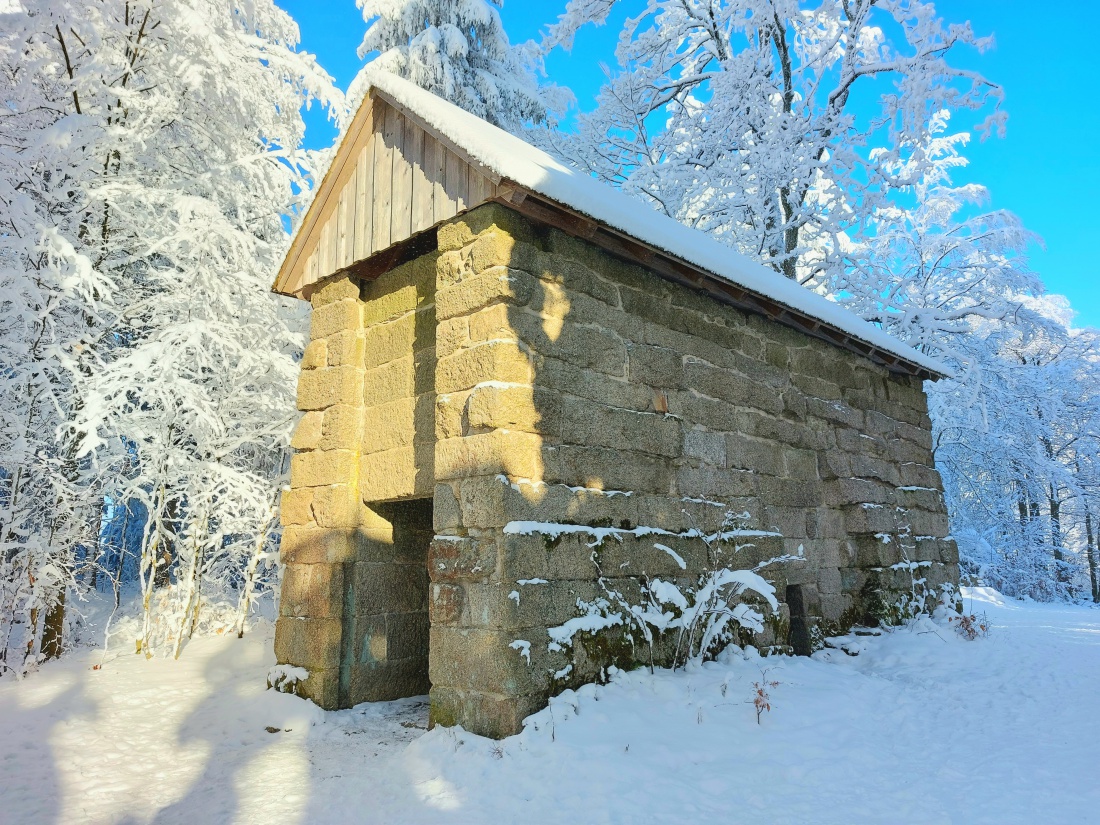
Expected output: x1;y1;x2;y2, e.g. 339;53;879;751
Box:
278;1;1099;329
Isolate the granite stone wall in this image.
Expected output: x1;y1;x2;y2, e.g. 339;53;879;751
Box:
274;202;959;737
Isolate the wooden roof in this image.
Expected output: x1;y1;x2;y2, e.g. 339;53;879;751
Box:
273;78;947;381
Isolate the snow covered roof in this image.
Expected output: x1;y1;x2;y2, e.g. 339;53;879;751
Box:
276;70;948;380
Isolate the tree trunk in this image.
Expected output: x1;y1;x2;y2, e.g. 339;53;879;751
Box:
1086;508;1099;603
1049;484;1067;583
41;589;65;659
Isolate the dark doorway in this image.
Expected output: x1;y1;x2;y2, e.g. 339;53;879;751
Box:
344;497;432;704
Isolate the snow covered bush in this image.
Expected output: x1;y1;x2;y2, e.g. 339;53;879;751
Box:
545;511;801;673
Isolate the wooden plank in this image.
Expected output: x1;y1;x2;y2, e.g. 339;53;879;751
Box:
445;149;468;212
390;113;414;243
468;169;493;207
431;135;454;221
274;96;377;295
372;102;395;252
410;123;434;233
353;142;372;261
319;216;334;279
374;89;501;185
335;184;350;270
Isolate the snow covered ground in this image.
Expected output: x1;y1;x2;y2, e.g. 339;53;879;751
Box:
1;588;1098;824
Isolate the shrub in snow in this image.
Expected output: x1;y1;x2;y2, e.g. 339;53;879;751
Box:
545;511;802;673
268;663;310;693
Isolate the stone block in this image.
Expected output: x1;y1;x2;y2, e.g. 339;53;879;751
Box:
684;360;783;416
326;329;366;367
783;447;820;480
549;444;673;494
347;657;430;704
291;450;356;489
310;274;361;307
290;411;323;451
362;255;435;322
819;592;852;622
431;583;465;626
436;431;544;481
280;487;314;527
757;476;823;508
437;203;541;254
429;536;498;583
273;615;342;671
826;478;895;507
297;366;363;411
280;526;358;565
359;446;429;501
361;397;432;453
760;505;807;540
302;339;327;370
806;508;846;540
848;454;902;486
280;562;344;619
562;397;680;458
317;404;363;452
362;356;421;406
835;427;886;457
736;410;828;451
901;509;950;537
433;483;462;533
293;667;340;709
726;435;784;476
354;562;428;615
888;437;933;466
677;464;756;501
459;581;590;630
310;299;360;340
683;429;726;467
428;626;548;696
817;566;843;595
842;505;897;535
436;341;534;394
469;232;544;276
437;316;469;358
895;420;934;451
466;383;557;436
362;312;416;370
542;255;621;308
538;356;654;413
436;267;537;321
804;396;863;430
790;372;842;402
429;685;546;739
385;611;431;661
310;485;359;528
864;410;897;437
899;462;943;490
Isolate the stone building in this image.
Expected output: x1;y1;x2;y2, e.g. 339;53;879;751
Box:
271;72;959;739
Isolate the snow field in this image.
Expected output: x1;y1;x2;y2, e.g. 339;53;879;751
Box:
1;588;1098;824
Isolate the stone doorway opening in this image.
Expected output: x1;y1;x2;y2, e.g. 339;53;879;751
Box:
352;497;433;702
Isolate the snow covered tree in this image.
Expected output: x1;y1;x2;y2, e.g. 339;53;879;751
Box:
0;0;117;670
353;0;564;131
543;0;1003;284
0;0;339;662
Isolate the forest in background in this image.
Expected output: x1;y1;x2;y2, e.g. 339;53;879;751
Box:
1;0;1097;674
